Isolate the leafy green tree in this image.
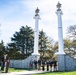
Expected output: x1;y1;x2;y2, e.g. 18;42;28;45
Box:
0;40;6;61
64;38;76;58
64;38;72;51
39;30;55;60
66;25;76;58
39;30;48;55
7;26;58;60
6;43;20;59
67;25;76;39
10;25;34;58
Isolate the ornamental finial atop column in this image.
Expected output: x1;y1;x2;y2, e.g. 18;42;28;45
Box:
35;7;40;16
56;2;61;11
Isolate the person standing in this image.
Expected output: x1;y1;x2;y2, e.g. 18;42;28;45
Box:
46;60;49;71
1;54;7;71
29;59;33;69
49;60;53;71
5;55;10;73
52;58;57;71
37;59;41;70
42;60;45;71
34;60;37;69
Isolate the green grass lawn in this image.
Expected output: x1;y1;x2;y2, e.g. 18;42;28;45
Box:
8;68;27;72
33;71;76;75
0;67;27;73
0;67;76;75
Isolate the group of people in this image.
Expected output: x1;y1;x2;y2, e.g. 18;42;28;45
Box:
0;53;10;73
29;58;58;71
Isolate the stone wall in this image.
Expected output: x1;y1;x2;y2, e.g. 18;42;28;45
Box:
10;54;76;71
58;54;76;71
10;55;39;68
65;55;76;71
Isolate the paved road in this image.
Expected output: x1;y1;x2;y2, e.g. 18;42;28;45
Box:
0;70;48;75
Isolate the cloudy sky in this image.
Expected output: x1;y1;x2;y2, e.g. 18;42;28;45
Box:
0;0;76;45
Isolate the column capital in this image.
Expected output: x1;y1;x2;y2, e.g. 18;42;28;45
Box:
56;10;63;15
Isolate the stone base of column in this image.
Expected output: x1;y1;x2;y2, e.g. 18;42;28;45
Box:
29;54;40;69
32;52;40;56
24;54;40;69
58;54;66;71
31;54;40;61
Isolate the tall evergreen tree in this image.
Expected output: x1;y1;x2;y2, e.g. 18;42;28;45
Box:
39;30;54;60
39;30;48;55
10;25;34;58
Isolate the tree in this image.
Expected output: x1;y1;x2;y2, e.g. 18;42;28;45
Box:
64;38;72;52
39;30;55;60
6;43;20;59
39;30;48;55
67;25;76;40
0;40;6;61
10;25;34;58
64;38;76;58
7;26;57;60
66;25;76;58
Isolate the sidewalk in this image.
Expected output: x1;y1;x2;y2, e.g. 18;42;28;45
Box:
0;70;48;75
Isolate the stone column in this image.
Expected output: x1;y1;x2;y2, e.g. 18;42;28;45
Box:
56;2;65;71
56;2;65;54
32;7;40;56
31;8;40;63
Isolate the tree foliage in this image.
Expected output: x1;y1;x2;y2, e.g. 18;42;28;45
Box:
67;25;76;39
64;38;76;59
7;25;34;59
0;40;6;61
0;26;58;60
66;25;76;58
39;30;55;60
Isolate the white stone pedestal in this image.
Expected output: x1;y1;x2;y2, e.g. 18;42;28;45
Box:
31;55;40;61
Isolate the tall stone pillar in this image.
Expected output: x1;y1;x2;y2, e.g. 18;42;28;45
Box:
56;2;65;54
32;7;40;56
31;7;40;61
56;2;65;71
